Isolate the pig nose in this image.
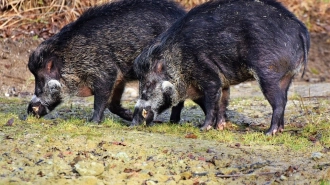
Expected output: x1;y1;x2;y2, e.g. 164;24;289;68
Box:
27;102;39;118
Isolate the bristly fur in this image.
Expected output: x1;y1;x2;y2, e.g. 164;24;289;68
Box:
27;0;186;122
132;0;310;135
134;0;310;80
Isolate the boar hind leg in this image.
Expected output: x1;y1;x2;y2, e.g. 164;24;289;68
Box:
216;87;230;130
260;74;293;136
108;80;133;121
200;86;221;131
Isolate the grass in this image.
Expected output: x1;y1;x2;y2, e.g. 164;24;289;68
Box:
320;180;330;185
1;95;328;153
310;67;321;75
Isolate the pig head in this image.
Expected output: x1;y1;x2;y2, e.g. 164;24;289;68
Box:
132;71;179;126
27;47;64;118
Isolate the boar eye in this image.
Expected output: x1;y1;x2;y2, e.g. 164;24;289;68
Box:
141;93;147;100
35;87;42;96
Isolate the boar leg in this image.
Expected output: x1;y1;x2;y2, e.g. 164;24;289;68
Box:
169;101;184;123
192;97;207;115
90;91;110;123
108;80;133;121
260;74;292;135
200;86;221;131
170;98;206;123
216;87;230;130
90;75;118;123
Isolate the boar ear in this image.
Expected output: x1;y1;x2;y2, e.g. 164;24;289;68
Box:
46;61;53;73
156;60;165;73
161;81;174;94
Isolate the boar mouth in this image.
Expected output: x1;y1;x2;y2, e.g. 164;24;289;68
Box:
143;108;155;126
132;101;156;126
27;101;48;118
27;94;59;118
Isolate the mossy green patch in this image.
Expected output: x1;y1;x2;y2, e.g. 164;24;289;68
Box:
1;95;329;152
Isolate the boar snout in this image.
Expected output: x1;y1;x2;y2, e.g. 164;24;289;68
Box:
131;105;154;126
27;101;48;118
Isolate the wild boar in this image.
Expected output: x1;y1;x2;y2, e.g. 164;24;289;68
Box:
132;0;310;135
27;0;186;123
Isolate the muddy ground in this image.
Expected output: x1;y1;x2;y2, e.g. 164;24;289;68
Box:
0;33;330;184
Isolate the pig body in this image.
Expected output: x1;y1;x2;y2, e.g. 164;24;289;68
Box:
132;0;310;135
27;0;186;123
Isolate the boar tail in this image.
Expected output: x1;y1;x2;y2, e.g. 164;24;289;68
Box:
300;32;310;78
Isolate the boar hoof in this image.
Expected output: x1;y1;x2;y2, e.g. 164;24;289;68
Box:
216;122;226;130
200;124;212;132
88;117;102;124
129;124;137;128
265;128;278;136
206;125;213;130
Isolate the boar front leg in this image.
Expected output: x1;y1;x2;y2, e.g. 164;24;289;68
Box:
170;98;206;123
109;80;133;121
89;75;116;123
90;90;110;123
169;101;184;123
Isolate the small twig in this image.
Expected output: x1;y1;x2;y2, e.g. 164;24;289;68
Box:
216;172;276;178
301;96;330;99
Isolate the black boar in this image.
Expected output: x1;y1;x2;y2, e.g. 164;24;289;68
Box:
132;0;310;135
27;0;186;123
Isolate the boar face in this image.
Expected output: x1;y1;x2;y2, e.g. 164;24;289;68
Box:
132;73;176;126
27;50;63;117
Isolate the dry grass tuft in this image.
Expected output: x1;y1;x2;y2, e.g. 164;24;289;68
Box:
0;0;329;39
281;0;330;33
0;0;110;38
